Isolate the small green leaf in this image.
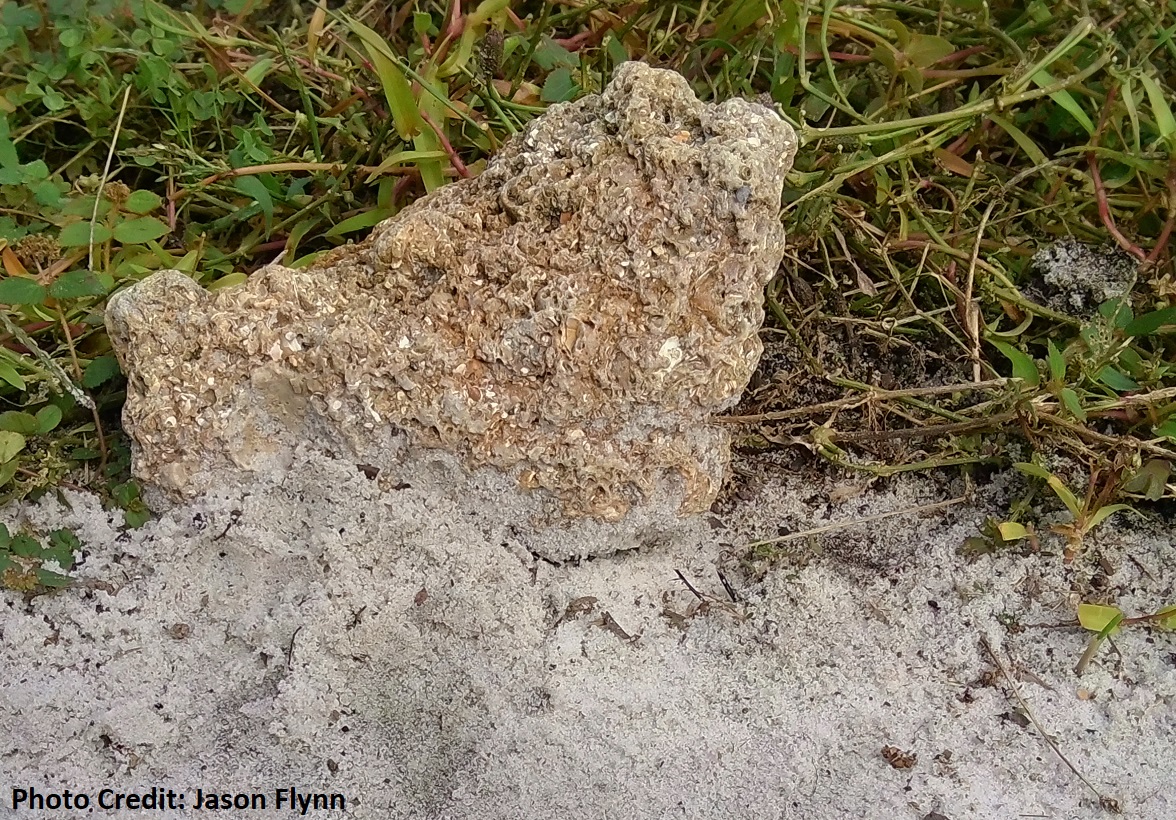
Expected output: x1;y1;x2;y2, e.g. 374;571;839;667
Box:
83;355;121;388
113;480;141;507
45;529;79;568
904;34;955;68
42;545;73;571
35;405;62;435
1086;503;1136;530
234;177;274;229
1154;418;1176;442
70;447;102;460
0;362;25;390
1122;459;1170;501
58;221;113;247
0;113;18;169
1048;477;1082;518
243;56;274;87
172;249;199;274
1013;461;1051;481
1099;297;1134;328
541;68;579;103
0;431;25;462
997;521;1028;541
871;45;898;75
124;505;151;529
1117;346;1145;379
207;272;248;291
1156;606;1176;631
0;458;16;488
1139;73;1176;146
35;568;72;588
413;11;435;36
9;533;39;557
0;411;37;435
1015;462;1082;517
324;208;394;238
282;217;321;265
1124;306;1176;336
1060;388;1086;421
59;28;85;48
62;196;106;217
1097;366;1139;392
902;64;927;94
23;159;47;180
0;277;46;305
987;338;1040;386
48;531;80;550
49;269;108;299
124;189;164;214
34;180;65;208
532;36;578;70
1046;340;1065;382
42;89;67;111
113;216;169;245
1077;603;1123;633
605;33;628;65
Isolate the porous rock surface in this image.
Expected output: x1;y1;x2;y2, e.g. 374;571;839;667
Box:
106;62;797;522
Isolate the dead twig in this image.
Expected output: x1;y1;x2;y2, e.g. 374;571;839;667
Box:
828;413;1016;443
719;378;1010;424
675;570;704;600
980;636;1121;814
964;200;998;382
748;493;969;549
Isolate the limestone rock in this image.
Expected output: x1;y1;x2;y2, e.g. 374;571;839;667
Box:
106;62;797;522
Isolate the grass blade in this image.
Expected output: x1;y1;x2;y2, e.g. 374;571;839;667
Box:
1139;72;1176;147
346;17;422;143
1031;69;1094;134
344;16;446;192
988;338;1041;386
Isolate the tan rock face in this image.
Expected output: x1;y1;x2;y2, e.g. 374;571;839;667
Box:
106;62;797;521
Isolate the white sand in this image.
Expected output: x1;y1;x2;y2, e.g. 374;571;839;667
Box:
2;446;1173;819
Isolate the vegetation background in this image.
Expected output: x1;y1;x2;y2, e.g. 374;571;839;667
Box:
0;0;1173;620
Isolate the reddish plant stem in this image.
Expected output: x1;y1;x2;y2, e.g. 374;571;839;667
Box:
555;23;612;51
779;44;872;63
419;110;471;179
1089;85;1147;261
1145;171;1176;265
1087;152;1147;261
393;171;420;205
445;0;464;41
937;45;987;64
248;239;288;256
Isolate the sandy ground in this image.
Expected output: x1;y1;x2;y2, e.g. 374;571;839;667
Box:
2;444;1174;819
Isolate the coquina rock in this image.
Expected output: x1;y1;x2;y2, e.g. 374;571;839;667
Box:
106;62;797;524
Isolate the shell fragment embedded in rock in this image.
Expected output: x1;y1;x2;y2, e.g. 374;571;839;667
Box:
106;62;798;524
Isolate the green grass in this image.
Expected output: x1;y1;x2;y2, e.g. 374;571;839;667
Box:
0;0;1174;575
